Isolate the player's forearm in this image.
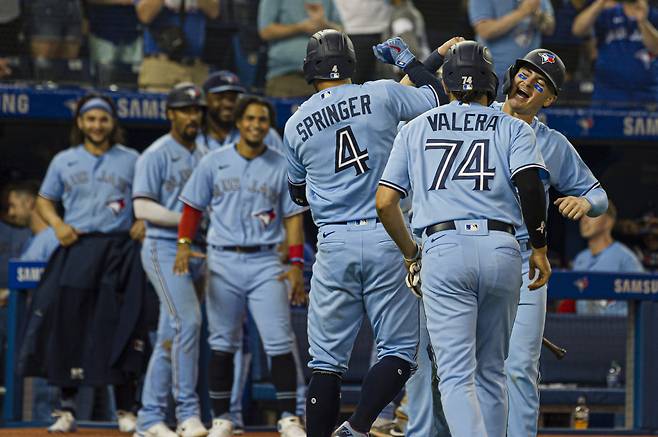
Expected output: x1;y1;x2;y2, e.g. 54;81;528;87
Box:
572;0;605;37
474;10;528;41
284;213;304;247
178;203;202;241
136;0;164;24
538;12;555;35
376;187;416;258
36;196;65;228
584;186;608;217
638;18;658;54
198;0;219;19
133;198;181;227
514;168;548;248
259;22;305;41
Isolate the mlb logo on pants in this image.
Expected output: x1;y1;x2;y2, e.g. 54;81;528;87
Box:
465;223;479;231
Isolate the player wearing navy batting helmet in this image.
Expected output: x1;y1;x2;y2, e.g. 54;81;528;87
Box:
285;29;446;437
376;40;551;437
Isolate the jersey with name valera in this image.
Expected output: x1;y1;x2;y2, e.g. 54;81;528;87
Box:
285;80;438;225
180;145;307;247
491;102;602;242
133;134;208;240
381;100;545;233
40;144;138;233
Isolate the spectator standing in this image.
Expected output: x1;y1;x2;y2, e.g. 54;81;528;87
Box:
87;0;143;73
334;0;391;83
572;0;658;104
574;201;645;315
28;0;83;62
258;0;342;97
135;0;220;91
469;0;555;97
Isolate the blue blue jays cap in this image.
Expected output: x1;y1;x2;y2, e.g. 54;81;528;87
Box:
203;71;246;95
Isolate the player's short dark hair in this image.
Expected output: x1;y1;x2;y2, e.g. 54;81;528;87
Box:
606;200;617;221
70;93;125;146
233;95;276;127
451;90;490;104
7;179;41;197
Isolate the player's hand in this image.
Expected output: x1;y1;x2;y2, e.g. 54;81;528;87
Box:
173;244;205;276
518;0;541;16
437;36;465;57
129;219;146;242
54;222;80;247
405;259;422;299
373;37;416;69
279;265;307;305
554;196;592;220
528;245;551;290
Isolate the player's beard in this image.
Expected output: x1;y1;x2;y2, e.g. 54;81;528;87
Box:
209;109;234;131
244;137;264;149
181;124;199;142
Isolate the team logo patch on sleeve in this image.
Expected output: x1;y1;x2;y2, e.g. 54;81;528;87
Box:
253;209;277;228
539;52;556;64
107;198;126;215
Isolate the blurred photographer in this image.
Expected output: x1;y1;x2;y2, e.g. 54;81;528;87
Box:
136;0;219;91
573;0;658;105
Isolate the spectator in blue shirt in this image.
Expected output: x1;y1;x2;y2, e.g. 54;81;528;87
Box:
135;0;219;91
258;0;342;97
573;201;645;315
87;0;143;73
572;0;658;105
469;0;555;98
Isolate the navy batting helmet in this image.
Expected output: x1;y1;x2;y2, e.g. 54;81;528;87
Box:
166;82;207;109
442;41;498;102
303;29;356;84
502;49;566;96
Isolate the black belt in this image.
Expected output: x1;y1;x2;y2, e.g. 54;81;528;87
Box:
426;220;515;237
324;218;381;226
211;244;275;253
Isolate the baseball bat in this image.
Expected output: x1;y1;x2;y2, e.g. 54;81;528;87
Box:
542;336;567;360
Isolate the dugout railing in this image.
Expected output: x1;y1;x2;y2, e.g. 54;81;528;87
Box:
4;260;658;431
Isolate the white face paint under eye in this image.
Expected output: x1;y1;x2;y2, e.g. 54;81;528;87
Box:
533;83;544;93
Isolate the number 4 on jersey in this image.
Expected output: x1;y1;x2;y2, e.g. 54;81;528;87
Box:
335;126;370;175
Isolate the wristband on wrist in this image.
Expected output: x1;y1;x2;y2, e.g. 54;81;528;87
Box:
289;244;304;266
404;243;421;263
177;237;192;246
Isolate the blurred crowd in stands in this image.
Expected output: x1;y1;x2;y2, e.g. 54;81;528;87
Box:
0;0;657;106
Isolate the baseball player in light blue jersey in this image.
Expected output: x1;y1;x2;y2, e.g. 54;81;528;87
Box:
200;70;284;152
6;181;63;423
284;29;444;437
132;83;209;437
35;94;142;434
574;201;644;315
176;95;308;437
376;41;552;437
498;49;609;437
